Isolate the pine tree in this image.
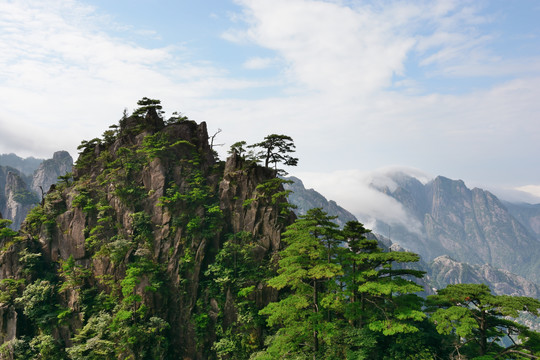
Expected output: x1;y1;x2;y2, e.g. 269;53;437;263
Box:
428;283;540;358
255;208;344;359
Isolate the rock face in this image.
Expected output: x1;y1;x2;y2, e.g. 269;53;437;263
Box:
371;174;540;283
0;111;292;359
0;168;36;230
428;255;540;298
0;152;73;230
31;151;73;195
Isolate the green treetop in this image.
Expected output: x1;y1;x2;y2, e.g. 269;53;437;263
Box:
132;97;163;117
428;283;540;358
248;134;298;175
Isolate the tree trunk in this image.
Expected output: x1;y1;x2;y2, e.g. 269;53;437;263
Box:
480;310;487;355
313;279;319;358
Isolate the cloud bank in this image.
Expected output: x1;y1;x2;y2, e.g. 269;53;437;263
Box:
295;166;431;233
0;0;538;197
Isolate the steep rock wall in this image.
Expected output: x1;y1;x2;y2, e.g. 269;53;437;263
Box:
1;111;292;359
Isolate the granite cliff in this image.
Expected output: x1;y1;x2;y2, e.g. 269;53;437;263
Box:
0;108;292;359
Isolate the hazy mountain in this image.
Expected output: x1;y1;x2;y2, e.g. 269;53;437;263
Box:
367;173;540;284
283;176;357;227
0;153;44;175
0;151;73;229
30;150;73;195
504;201;540;238
0;166;37;229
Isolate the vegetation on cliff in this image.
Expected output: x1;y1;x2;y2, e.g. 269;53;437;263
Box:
0;99;538;359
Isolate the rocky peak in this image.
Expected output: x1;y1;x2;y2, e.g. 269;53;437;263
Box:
31;151;73;196
4;114;292;358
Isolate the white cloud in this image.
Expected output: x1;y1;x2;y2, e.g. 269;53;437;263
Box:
227;0;506;99
229;0;417;98
483;185;540;204
243;56;277;69
294;167;430;233
514;185;540;201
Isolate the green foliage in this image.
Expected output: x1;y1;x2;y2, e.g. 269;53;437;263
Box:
75;137;102;170
0;278;25;305
57;172;73;187
23;205;47;234
13;189;40;205
132;97;163;117
140;131;194;160
203;231;272;359
58;255;90;294
18;248;43;275
72;188;97;215
131;211;153;246
229;140;248;156
15;280;58;328
427;283;540;358
69;309;169;360
259;209;345;358
248;134;298;175
4;335;67;360
243;178;297;222
67;312;116;359
206;232;265;296
165;111;189;125
0;219;21;249
256;211;429;359
158;151;224;242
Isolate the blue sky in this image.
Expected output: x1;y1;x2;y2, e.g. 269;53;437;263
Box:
1;0;540;213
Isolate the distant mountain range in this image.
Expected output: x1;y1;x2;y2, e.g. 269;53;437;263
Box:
285;174;540;298
0;153;44;175
365;173;540;284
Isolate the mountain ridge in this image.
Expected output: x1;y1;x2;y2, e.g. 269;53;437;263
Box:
364;172;540;283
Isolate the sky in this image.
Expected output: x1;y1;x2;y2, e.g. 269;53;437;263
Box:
1;0;540;212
